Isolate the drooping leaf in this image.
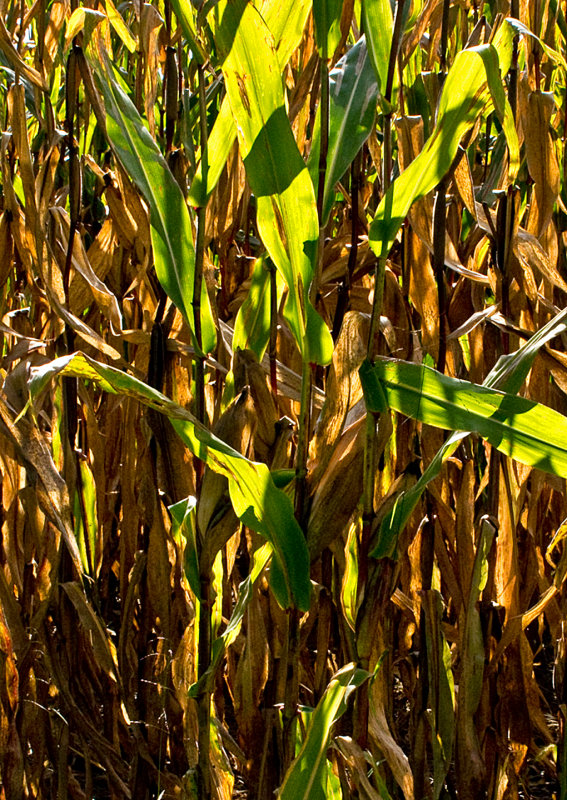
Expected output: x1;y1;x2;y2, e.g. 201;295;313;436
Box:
308;36;379;225
29;353;311;611
213;0;333;364
372;307;567;556
368;44;519;258
169;496;200;598
85;35;216;354
279;663;370;800
188;0;313;207
360;357;567;477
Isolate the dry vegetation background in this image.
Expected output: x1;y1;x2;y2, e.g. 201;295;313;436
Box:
1;0;567;798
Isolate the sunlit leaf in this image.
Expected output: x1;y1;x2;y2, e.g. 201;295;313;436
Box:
232;255;283;361
361;0;393;91
189;0;312;207
361;357;567;477
29;353;311;611
368;44;519;258
372;307;567;555
213;0;333;364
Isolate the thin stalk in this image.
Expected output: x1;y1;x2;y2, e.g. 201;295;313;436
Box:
282;607;301;770
432;0;451;374
196;577;212;799
355;2;405;743
316;53;329;225
294;359;313;526
281;36;330;766
283;360;313;775
194;55;211;800
439;0;450;75
433;175;448;374
193;62;207;426
332;150;361;340
382;0;406;192
282;11;331;725
311;41;329;305
269;259;278;397
508;0;519;118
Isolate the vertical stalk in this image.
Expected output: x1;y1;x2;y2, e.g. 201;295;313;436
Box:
382;0;406;193
355;0;406;745
433;176;448;374
269;258;278;397
332;150;361;340
294;360;313;525
283;31;330;773
193;63;207;426
194;47;211;799
311;41;330;305
432;0;451;374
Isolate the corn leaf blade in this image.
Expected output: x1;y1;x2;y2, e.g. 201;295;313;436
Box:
213;0;333;364
308;36;379;225
189;0;312;207
29;353;311;611
279;663;369;800
368;44;519;258
361;358;567;478
85;39;216;353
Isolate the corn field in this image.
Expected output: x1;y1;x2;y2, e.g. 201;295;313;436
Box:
1;0;567;797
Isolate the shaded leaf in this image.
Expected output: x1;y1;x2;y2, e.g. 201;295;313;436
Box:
308;37;379;225
85;34;216;354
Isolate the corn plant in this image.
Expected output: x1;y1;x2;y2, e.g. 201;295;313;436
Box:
1;0;567;798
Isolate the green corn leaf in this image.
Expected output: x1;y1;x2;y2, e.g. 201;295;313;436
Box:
361;357;567;477
213;0;333;365
85;39;216;355
484;307;567;394
308;36;379;225
341;518;361;631
361;0;393;92
169;496;200;598
368;43;519;258
189;0;312;207
313;0;343;57
371;306;567;557
169;0;208;64
29;353;311;611
279;663;370;800
73;460;99;577
232;255;283;361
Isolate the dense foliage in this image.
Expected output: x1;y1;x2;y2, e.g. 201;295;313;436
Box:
1;0;567;798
